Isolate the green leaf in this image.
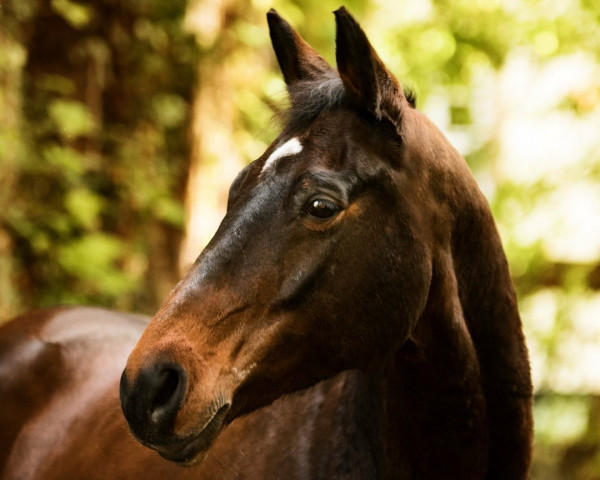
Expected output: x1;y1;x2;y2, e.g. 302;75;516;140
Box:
64;189;104;231
47;99;96;139
151;93;187;128
153;197;185;227
50;0;93;29
57;233;135;296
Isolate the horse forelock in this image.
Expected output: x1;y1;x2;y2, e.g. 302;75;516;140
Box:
281;70;345;131
279;71;417;137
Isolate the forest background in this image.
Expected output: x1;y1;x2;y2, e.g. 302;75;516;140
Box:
1;0;599;478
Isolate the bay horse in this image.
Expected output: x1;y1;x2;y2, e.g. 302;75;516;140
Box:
0;8;533;480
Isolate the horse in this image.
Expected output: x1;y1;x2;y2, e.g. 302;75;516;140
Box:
0;7;533;480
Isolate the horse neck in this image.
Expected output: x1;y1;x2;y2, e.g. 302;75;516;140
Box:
450;199;533;479
379;248;489;480
379;195;532;480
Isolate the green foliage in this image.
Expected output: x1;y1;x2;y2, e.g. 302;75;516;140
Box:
47;99;97;138
0;0;199;314
0;0;599;476
51;0;93;29
535;394;590;445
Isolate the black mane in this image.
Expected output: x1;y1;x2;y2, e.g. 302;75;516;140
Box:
281;70;417;133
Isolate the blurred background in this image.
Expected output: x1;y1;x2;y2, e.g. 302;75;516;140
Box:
0;0;599;477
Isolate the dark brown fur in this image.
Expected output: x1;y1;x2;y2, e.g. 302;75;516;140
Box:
1;8;532;480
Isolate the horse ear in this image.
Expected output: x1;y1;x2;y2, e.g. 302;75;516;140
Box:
334;7;405;132
267;9;334;86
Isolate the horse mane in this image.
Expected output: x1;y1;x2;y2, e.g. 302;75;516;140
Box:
278;69;417;133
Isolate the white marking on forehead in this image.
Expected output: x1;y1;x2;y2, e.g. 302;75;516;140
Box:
261;137;303;175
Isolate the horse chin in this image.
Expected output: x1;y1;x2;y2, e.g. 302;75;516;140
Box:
156;403;230;467
158;447;207;468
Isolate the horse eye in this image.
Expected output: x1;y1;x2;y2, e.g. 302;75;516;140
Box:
305;199;340;219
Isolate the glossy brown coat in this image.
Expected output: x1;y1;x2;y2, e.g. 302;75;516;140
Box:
0;307;388;479
1;8;533;480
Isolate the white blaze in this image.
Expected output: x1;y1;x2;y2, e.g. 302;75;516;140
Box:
261;137;303;174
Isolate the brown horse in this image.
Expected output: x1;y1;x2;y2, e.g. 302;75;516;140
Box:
1;8;533;480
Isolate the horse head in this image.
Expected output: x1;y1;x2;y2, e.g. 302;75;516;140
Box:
120;8;532;477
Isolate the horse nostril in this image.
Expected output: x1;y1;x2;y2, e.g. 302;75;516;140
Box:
150;367;183;423
120;362;187;437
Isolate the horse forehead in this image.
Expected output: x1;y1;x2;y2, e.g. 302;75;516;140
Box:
261;137;304;175
266;111;363;165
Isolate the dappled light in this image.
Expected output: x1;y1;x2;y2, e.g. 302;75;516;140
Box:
1;0;599;477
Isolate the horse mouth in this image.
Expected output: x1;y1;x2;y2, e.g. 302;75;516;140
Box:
157;403;230;466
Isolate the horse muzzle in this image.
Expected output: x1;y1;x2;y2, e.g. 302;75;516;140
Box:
151;402;230;466
119;357;231;465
